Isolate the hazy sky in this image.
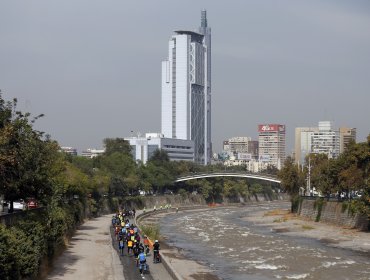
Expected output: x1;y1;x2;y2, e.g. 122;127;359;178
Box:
1;0;369;154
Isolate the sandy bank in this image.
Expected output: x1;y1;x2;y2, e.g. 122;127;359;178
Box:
244;207;370;254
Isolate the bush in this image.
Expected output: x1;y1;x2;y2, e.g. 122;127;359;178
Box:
0;225;19;280
140;224;160;241
177;188;188;199
0;215;49;280
314;198;325;222
291;195;303;213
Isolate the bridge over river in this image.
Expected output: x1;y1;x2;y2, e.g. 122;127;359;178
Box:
175;172;281;184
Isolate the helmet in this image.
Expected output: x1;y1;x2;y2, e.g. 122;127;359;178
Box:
155;240;158;243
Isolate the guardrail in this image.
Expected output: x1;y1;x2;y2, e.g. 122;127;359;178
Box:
300;195;362;201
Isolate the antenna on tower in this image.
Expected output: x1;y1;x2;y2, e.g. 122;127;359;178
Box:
201;10;207;27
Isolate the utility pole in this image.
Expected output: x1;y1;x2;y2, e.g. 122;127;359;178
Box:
307;156;311;196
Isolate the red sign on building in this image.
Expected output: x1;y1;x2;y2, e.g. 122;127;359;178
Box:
258;124;285;133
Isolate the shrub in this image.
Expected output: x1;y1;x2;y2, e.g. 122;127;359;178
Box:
314;198;325;222
291;195;303;213
140;224;160;241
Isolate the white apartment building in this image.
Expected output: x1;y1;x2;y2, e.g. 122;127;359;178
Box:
60;147;77;156
81;148;105;158
258;124;286;169
161;11;211;165
311;121;340;159
294;127;319;165
125;133;194;164
295;122;354;163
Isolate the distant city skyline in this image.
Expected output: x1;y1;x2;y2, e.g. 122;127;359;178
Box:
0;1;369;155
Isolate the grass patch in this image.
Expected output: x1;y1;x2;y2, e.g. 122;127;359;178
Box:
273;218;287;223
302;225;315;230
140;224;160;241
264;209;290;216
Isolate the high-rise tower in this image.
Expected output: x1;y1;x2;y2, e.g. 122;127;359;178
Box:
161;11;212;165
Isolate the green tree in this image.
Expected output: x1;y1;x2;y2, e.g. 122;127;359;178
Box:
278;156;304;196
0;96;59;212
278;156;305;212
103;138;131;156
148;149;170;163
309;154;333;197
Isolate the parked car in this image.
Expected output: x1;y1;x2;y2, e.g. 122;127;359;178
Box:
27;198;38;209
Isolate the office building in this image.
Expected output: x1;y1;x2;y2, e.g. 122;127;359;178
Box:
311;121;340;159
339;127;356;153
228;137;251;154
248;140;259;159
60;147;77;156
258;124;286;169
295;121;353;163
125;133;194;164
294;127;319;165
161;10;211;165
81;148;105;158
223;140;230;152
223;137;258;159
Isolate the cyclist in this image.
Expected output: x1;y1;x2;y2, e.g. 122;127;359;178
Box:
138;242;145;254
127;239;133;255
118;238;125;256
137;251;147;275
133;241;140;259
143;235;150;254
153;240;160;263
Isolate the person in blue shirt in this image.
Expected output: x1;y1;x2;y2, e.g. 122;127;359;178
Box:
137;251;147;275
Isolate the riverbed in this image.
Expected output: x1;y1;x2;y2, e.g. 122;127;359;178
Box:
159;201;370;280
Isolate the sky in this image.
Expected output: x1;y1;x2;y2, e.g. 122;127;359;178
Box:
1;0;369;154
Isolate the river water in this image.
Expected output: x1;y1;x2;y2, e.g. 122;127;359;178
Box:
159;202;370;280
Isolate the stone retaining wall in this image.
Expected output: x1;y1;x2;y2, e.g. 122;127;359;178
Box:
299;199;368;231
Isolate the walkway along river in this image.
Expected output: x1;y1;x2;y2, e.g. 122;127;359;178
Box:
159;201;370;280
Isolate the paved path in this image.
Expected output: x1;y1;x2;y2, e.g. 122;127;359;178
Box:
47;215;125;280
47;214;175;280
111;214;174;280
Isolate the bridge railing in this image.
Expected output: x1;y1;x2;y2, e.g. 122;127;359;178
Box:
178;171;277;177
175;172;280;183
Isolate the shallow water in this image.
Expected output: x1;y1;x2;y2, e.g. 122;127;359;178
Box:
160;202;370;280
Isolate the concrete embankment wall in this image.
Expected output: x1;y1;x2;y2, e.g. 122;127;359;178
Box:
124;193;289;210
299;199;369;231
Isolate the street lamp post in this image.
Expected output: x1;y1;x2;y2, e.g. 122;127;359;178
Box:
307;156;311;196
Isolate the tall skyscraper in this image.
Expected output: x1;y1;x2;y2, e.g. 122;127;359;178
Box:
161;10;212;165
258;124;286;169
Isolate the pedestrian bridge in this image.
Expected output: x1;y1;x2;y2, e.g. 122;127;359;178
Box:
175;172;281;184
